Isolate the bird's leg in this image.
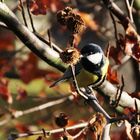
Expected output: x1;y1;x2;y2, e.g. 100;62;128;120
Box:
70;65;88;99
84;86;98;102
89;87;98;101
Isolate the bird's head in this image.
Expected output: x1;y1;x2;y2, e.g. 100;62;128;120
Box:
80;43;104;75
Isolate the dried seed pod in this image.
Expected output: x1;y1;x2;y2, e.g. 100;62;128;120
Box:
56;7;85;34
63;7;73;15
88;112;107;134
55;113;69;128
67;14;85;34
60;47;80;65
57;10;67;25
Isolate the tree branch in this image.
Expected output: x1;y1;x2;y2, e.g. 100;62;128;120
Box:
98;80;140;111
0;95;72;126
102;0;131;29
8;122;88;139
0;2;66;72
0;2;139;113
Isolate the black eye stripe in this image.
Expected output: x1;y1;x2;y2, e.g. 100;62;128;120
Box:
83;52;99;57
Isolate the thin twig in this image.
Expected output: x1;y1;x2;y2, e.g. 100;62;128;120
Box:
12;96;72;119
0;2;66;72
47;29;52;48
34;32;63;54
112;55;131;70
110;12;118;41
125;0;134;23
0;2;139;113
0;96;72;126
9;113;139;140
105;42;111;59
34;32;62;54
70;65;88;99
26;0;36;32
8;122;88;139
19;0;28;27
25;0;62;54
73;126;88;139
102;0;130;29
69;34;75;47
111;75;125;108
135;99;140;124
42;128;47;138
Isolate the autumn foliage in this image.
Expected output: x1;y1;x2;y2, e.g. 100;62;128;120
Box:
0;0;140;140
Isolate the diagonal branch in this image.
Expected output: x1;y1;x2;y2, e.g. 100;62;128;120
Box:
0;2;139;113
0;2;66;72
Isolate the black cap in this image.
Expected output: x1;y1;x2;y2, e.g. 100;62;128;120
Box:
80;43;104;76
81;43;103;55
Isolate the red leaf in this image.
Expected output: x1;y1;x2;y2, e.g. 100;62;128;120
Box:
0;29;15;51
29;0;64;15
15;123;30;133
0;29;16;75
107;66;119;84
30;0;47;15
17;53;46;83
124;24;140;62
17;52;60;83
123;107;135;116
17;53;38;83
0;78;13;104
109;46;123;64
16;87;28;101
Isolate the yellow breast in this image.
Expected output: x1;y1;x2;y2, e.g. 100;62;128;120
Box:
75;58;109;88
76;69;98;87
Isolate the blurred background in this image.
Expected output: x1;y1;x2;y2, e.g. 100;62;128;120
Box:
0;0;140;139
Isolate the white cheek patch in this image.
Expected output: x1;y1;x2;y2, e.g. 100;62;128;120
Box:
87;53;103;64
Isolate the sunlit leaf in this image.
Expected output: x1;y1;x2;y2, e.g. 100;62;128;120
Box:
107;66;119;84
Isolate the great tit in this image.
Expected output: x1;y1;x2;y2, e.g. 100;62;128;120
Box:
50;43;109;88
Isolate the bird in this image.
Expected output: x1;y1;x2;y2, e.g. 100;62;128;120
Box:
50;43;109;89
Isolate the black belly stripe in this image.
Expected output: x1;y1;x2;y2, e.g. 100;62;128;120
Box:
89;75;106;89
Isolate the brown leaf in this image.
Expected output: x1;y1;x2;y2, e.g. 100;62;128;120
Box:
88;112;107;139
124;24;140;62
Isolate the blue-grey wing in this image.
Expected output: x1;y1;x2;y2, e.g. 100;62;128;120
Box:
50;63;82;87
